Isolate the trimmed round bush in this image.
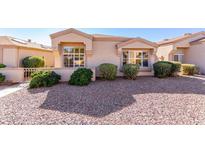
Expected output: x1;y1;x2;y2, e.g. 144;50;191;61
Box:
182;64;196;75
194;66;200;74
69;68;93;86
22;56;45;68
0;73;5;83
0;64;6;68
99;63;117;80
170;61;181;74
122;64;140;80
153;61;172;78
29;71;61;88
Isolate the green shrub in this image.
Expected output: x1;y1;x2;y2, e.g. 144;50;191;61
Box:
99;63;117;80
0;64;6;68
122;64;140;80
194;66;200;74
0;73;5;83
69;68;93;86
153;61;172;78
153;61;182;78
170;61;181;74
29;71;61;88
182;64;196;75
22;56;45;68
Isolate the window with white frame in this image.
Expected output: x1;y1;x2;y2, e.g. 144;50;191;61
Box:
122;50;149;67
63;46;85;67
173;54;184;63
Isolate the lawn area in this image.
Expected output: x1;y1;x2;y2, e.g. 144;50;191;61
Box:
0;76;205;125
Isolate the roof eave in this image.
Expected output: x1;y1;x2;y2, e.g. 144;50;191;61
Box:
50;28;93;40
117;38;158;48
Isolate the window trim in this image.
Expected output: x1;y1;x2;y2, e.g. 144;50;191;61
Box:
173;53;184;63
63;46;85;68
122;50;149;68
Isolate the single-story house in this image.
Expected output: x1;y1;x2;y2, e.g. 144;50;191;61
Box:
157;31;205;74
50;28;158;76
0;36;54;67
2;29;205;83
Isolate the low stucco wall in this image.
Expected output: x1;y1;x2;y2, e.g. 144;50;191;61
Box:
0;68;24;82
53;68;96;82
0;67;96;83
0;67;153;84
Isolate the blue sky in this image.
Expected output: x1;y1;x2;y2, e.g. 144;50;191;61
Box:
0;28;205;46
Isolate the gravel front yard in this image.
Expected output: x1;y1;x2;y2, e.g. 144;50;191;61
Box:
0;76;205;125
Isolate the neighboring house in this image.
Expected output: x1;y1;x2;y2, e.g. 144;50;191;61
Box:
0;36;54;67
157;32;205;74
50;28;158;76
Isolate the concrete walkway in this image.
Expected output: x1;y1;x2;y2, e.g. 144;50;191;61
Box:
0;83;28;98
182;74;205;81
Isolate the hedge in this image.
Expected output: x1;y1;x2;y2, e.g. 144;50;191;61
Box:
22;56;45;68
181;64;196;75
153;61;172;78
29;71;61;88
69;68;93;86
153;61;182;78
99;63;117;80
122;64;140;80
0;64;6;68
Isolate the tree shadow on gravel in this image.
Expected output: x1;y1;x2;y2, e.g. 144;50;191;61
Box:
30;76;205;117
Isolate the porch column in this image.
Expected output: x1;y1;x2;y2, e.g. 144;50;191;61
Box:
52;45;64;68
116;48;122;56
150;49;157;70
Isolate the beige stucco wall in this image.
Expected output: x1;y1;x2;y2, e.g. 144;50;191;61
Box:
185;43;205;74
0;47;3;64
18;48;54;67
156;44;174;61
87;41;121;68
51;32;157;77
53;51;61;68
3;48;18;67
89;41;155;68
51;33;93;51
0;68;24;82
54;39;155;75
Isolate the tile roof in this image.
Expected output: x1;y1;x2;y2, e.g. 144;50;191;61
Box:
0;36;52;51
157;31;205;45
190;36;205;44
